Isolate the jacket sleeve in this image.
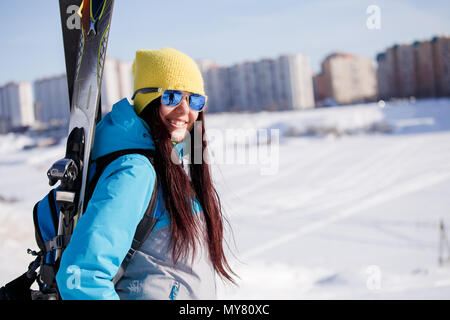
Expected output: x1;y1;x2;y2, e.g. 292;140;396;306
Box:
55;154;156;300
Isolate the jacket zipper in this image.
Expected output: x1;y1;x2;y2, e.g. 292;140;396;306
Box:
169;281;179;300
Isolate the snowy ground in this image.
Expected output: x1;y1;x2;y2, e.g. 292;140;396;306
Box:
1;98;450;299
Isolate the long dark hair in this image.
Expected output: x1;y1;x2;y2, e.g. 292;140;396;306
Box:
139;98;236;283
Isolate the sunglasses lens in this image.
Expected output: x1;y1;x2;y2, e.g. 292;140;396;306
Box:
162;90;205;111
189;94;206;111
162;90;183;106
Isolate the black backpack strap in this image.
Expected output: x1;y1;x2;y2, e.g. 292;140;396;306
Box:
84;148;160;285
85;148;157;205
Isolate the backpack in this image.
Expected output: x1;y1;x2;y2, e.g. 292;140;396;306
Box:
0;149;159;300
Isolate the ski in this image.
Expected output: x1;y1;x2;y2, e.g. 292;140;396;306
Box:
58;0;83;106
48;0;115;261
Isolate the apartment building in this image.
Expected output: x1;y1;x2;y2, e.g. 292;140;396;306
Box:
200;54;314;112
101;57;133;114
432;35;450;97
376;35;449;100
281;54;315;110
414;40;436;98
0;82;34;133
34;75;70;127
319;52;377;105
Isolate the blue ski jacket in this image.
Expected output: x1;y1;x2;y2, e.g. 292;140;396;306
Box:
55;98;216;300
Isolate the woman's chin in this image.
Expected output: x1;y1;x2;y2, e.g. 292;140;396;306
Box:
170;129;187;142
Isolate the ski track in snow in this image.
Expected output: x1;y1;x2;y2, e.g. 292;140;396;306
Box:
241;168;450;260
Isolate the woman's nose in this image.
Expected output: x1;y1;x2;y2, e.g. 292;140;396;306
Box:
176;95;190;113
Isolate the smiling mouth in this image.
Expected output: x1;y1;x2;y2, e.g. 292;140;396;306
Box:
168;119;187;128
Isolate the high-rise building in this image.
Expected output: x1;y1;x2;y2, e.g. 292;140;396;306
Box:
376;48;396;100
313;72;327;103
414;40;436;98
201;65;232;113
279;54;315;110
199;54;314;112
375;35;449;100
1;56;136;134
432;35;450;97
101;57;133;114
117;60;133;99
242;62;259;111
320;53;377;105
393;44;417;98
0;82;34;132
0;86;11;133
229;63;249;111
34;75;70;127
254;59;278;111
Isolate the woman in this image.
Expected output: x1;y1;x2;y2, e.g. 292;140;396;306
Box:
55;47;235;300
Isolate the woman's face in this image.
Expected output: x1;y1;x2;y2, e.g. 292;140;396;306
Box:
159;91;199;142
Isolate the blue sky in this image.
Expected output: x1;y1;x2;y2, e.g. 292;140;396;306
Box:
0;0;449;85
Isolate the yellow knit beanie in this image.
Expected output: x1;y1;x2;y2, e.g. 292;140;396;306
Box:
132;47;206;114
